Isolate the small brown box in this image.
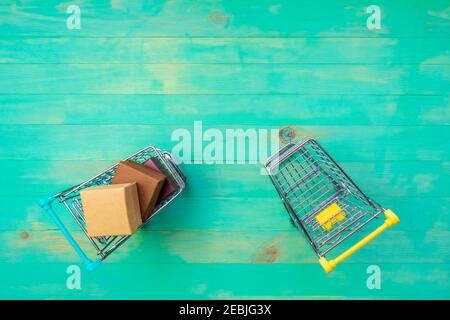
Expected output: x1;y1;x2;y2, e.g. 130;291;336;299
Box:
80;183;142;237
112;161;166;221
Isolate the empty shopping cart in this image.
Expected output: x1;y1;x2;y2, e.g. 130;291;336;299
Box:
264;139;399;273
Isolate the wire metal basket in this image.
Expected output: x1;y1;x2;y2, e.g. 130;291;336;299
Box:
264;139;399;272
39;146;186;271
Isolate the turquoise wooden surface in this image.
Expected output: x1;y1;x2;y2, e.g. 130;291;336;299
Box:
0;0;449;299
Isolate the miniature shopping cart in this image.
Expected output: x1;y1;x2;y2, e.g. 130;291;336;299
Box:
264;139;399;273
39;146;186;271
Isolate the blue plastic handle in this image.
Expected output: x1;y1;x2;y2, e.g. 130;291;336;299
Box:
39;196;102;272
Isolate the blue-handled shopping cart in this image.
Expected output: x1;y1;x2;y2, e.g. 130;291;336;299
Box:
39;146;186;271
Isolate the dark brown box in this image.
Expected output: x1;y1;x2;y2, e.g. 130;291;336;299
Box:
112;160;166;221
143;157;176;202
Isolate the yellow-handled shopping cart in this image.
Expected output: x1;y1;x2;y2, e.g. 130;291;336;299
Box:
264;139;399;273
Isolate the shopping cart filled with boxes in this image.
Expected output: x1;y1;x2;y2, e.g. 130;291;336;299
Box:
264;139;399;273
39;146;186;271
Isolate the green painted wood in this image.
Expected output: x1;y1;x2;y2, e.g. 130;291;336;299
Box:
1;64;449;94
1;263;447;300
0;229;448;264
0;125;448;161
3;160;449;197
0;0;448;299
1;0;449;37
1;94;449;125
0;196;447;232
1;37;449;64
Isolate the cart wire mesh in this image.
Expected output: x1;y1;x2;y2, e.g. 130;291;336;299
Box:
264;139;385;257
49;146;186;261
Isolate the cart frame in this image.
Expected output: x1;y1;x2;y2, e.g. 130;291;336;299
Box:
39;146;186;271
264;138;399;272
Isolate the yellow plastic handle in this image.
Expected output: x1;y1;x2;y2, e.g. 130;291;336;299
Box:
319;209;400;273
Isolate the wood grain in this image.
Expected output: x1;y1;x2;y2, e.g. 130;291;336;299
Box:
1;94;449;125
0;0;448;299
1;0;449;37
1;64;449;94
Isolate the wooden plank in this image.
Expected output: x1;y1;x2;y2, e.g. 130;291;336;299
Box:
1;94;448;126
2;160;449;197
1;195;447;232
0;228;447;264
1;263;448;299
1;0;449;37
1;37;449;64
0;125;448;161
0;63;449;94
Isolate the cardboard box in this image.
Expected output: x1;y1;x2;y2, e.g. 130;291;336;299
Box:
80;183;142;237
112;161;166;221
143;158;177;202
